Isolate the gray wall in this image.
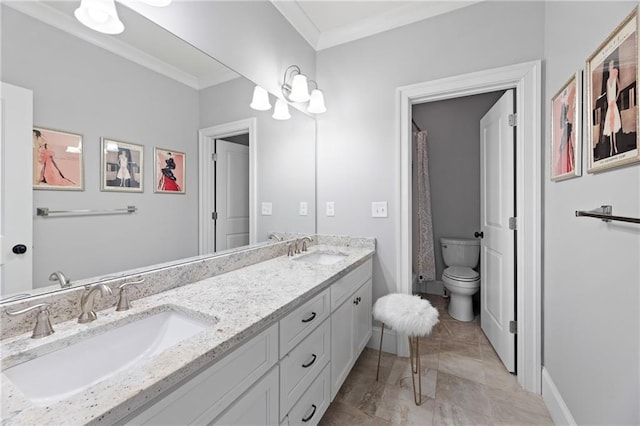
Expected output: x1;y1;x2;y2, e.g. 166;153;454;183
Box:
411;92;504;284
1;7;200;288
199;77;316;240
315;0;545;303
543;2;639;424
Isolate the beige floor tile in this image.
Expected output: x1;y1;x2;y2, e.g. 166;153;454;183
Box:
487;386;554;425
438;339;482;361
375;384;436;425
435;371;492;418
433;400;494;426
437;352;486;385
319;400;382;426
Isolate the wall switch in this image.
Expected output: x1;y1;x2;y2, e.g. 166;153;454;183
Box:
261;202;272;215
326;201;335;217
299;201;308;216
372;201;388;218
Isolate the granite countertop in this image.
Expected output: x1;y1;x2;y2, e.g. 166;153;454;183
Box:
0;244;374;425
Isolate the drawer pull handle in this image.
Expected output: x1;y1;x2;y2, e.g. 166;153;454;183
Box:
302;354;317;368
302;404;317;422
301;312;316;323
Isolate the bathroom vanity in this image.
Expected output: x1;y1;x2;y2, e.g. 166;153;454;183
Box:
0;236;374;425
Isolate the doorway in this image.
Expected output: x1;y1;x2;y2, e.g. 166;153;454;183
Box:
397;61;542;393
198;118;257;255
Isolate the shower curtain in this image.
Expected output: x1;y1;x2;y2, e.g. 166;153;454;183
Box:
415;130;436;281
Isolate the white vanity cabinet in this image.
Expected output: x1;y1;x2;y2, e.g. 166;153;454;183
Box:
330;259;373;400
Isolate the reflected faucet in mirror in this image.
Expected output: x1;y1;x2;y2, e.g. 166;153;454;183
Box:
49;271;71;288
267;232;284;242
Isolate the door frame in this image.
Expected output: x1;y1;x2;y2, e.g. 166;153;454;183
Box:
198;118;257;255
396;61;542;393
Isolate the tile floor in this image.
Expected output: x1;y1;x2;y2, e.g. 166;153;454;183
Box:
319;294;553;426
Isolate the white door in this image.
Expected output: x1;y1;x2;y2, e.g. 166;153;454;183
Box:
480;89;516;372
0;82;34;296
215;139;249;251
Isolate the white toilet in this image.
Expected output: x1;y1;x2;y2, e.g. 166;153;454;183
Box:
440;237;480;322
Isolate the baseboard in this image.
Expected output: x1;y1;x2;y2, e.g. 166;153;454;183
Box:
542;367;576;425
366;325;397;355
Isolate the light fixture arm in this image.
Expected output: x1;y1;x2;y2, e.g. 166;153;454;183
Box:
281;65;303;102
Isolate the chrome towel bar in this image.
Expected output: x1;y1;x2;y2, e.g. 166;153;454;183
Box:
575;205;640;224
36;206;137;217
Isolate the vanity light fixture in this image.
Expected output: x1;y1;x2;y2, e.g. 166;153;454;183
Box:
250;86;272;111
272;98;291;120
281;65;326;114
74;0;172;35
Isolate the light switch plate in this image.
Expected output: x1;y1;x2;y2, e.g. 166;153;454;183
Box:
372;201;388;218
261;202;272;215
299;201;308;216
326;201;335;217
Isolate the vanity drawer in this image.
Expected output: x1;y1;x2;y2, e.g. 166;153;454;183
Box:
124;323;278;425
281;363;331;426
330;258;372;311
279;288;330;356
280;318;330;417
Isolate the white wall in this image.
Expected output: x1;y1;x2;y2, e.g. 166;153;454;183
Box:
1;7;200;288
315;1;545;304
199;77;316;239
543;2;640;424
412;92;503;284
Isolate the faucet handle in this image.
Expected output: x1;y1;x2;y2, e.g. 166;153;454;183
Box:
6;303;55;339
116;278;144;312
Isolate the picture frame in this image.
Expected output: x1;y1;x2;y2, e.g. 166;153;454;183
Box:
586;7;639;173
101;138;144;192
154;147;185;194
550;72;582;181
33;127;83;190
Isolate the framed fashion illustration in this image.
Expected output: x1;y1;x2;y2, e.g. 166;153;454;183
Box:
551;72;582;181
154;147;185;194
586;6;640;173
33;127;83;190
101;138;144;192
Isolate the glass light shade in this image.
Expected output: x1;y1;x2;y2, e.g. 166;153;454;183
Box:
272;99;291;120
74;0;124;35
250;86;272;111
307;89;327;114
289;74;310;102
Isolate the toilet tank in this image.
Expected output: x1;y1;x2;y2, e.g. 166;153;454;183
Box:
440;237;480;267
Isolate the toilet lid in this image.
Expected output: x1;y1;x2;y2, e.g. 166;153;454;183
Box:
443;266;479;282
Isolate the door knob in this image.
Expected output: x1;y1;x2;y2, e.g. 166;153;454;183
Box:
12;244;27;254
474;231;484;238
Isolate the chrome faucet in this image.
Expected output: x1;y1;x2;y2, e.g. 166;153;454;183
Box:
267;232;283;242
78;283;113;323
49;270;71;288
300;236;313;252
6;303;55;339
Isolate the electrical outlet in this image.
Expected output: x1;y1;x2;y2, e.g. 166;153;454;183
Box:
299;201;308;216
372;201;388;218
261;202;272;215
326;201;335;217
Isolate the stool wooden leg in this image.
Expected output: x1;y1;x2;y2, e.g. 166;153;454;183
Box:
376;323;385;381
409;336;422;406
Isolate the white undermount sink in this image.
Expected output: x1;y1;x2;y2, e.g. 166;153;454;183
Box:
294;251;348;265
4;309;212;405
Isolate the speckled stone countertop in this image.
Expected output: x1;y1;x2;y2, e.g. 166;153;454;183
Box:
0;243;374;425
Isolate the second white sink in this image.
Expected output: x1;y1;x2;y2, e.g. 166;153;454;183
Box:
4;309;213;404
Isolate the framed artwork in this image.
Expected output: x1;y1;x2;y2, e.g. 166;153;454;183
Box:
101;138;143;192
154;147;185;194
33;127;83;190
550;72;582;181
586;7;639;173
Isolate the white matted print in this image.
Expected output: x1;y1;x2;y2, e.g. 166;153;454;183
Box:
33;127;83;190
155;148;185;194
101;138;143;192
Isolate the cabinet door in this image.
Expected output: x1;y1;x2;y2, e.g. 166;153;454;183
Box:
353;279;372;355
211;366;279;425
330;297;354;400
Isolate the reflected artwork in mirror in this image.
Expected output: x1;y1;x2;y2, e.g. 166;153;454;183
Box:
0;1;316;301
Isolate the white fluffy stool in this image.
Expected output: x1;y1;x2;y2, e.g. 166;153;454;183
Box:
373;293;439;405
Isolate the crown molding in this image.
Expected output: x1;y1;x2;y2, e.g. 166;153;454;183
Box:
270;0;320;50
4;1;202;89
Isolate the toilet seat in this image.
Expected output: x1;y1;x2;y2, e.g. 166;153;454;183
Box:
443;266;479;282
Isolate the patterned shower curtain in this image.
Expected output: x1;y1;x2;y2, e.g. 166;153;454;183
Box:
415;130;436;281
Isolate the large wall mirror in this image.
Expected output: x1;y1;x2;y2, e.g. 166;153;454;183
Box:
0;2;316;300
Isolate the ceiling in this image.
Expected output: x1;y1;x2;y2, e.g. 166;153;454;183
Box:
6;1;481;89
271;0;482;50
